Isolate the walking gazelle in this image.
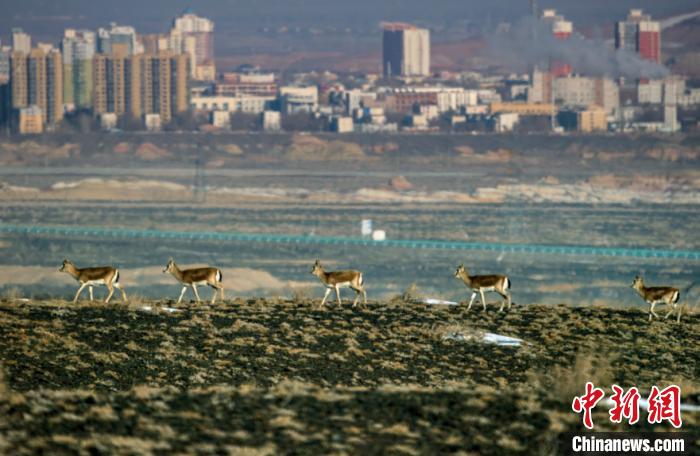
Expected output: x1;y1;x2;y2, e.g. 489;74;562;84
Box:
163;258;224;304
310;259;367;309
454;264;512;312
631;276;681;322
59;259;128;304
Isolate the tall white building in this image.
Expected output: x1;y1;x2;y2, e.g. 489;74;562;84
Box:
169;9;215;80
12;28;31;54
382;23;430;78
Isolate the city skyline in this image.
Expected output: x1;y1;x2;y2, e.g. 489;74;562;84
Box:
0;4;698;135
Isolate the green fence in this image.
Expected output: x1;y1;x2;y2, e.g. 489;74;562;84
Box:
2;223;699;260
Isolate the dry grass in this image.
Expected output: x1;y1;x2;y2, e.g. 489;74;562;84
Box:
0;299;698;454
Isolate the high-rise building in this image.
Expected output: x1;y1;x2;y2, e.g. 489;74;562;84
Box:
615;9;661;64
10;47;63;128
169;10;214;80
0;46;11;83
61;29;96;110
12;28;31;54
93;51;188;123
540;9;573;77
27;47;64;126
141;34;170;55
10;52;28;109
97;23;143;56
382;23;430;78
0;81;11;130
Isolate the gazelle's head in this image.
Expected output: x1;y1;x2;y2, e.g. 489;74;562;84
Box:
310;259;324;277
163;258;175;274
631;275;644;290
59;259;73;272
454;264;468;280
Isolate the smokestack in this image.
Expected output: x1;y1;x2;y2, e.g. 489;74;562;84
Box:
530;0;538;18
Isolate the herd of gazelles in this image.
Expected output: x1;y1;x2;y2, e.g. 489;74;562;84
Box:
58;258;684;323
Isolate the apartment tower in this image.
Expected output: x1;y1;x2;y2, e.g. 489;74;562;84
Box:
61;29;96;110
382;23;430;78
615;9;661;64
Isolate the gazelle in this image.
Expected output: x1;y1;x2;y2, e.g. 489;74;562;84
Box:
163;258;224;304
631;276;681;322
310;259;367;309
454;264;511;312
59;259;127;304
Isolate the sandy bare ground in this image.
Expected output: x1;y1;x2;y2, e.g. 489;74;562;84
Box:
3;175;700;205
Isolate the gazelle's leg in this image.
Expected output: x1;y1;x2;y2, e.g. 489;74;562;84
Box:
320;287;331;308
467;292;476;311
104;284;115;304
335;285;342;306
176;286;187;304
73;283;88;303
89;286;94;302
677;305;682;323
665;306;674;319
497;292;507;312
362;288;367;308
351;287;360;308
650;302;659;319
212;284;223;304
209;283;218;304
479;289;487;312
192;284;202;303
115;283;127;302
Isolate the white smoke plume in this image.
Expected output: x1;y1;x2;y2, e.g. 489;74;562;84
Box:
488;16;669;79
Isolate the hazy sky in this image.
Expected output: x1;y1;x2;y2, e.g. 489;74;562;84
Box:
3;1;698;31
2;0;698;53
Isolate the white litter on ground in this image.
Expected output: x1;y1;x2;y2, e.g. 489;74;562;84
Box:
423;298;459;306
442;331;524;347
138;306;180;313
482;332;524;346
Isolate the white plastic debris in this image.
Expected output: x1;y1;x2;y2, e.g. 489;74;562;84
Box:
482;332;523;346
423;298;459;306
138;306;180;313
442;331;524;347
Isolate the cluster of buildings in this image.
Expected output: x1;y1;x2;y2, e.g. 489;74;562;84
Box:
1;7;699;135
0;10;213;133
